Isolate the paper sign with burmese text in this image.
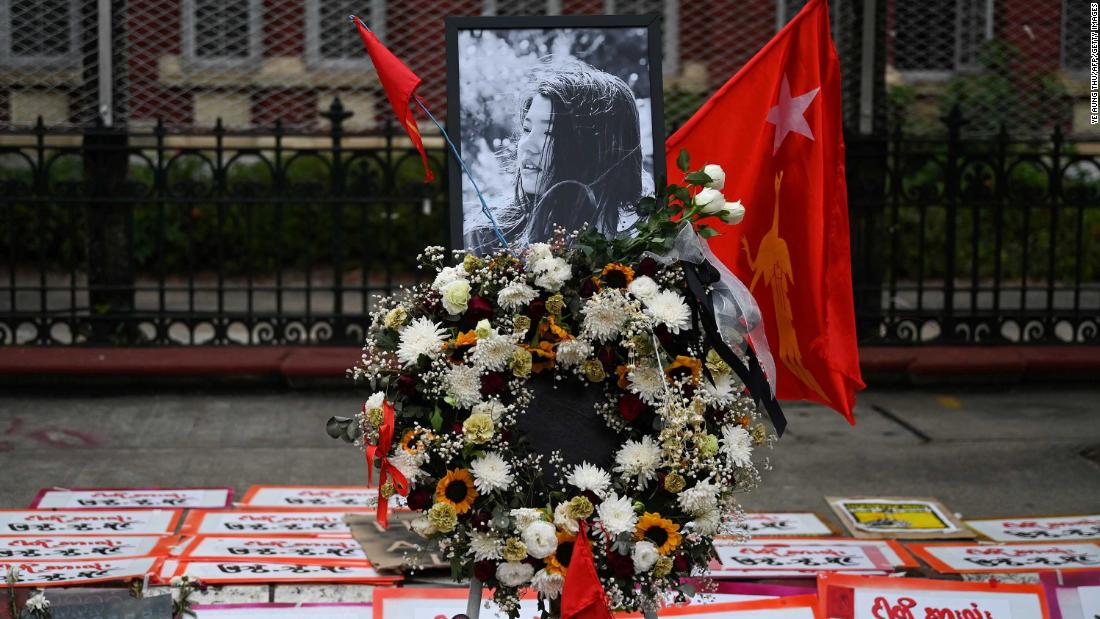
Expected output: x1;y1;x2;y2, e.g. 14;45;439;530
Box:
0;509;181;536
708;538;894;576
174;560;399;585
618;595;818;618
0;557;157;587
827;497;970;539
373;587;540;619
180;509;372;536
709;537;917;578
30;487;232;510
180;536;368;564
966;515;1100;543
193;603;373;618
239;486;376;509
908;542;1100;574
818;573;1049;619
1040;571;1100;619
735;513;835;536
0;535;175;560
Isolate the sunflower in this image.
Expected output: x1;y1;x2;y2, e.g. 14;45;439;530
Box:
400;428;433;454
524;341;556;374
544;530;577;576
635;512;683;555
665;355;702;384
435;468;479;514
600;263;635;289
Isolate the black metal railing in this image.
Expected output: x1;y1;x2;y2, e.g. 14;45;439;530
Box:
1;101;1098;346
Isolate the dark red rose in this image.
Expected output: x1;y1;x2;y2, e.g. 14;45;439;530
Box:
597;346;616;370
525;298;546;321
465;295;493;322
471;510;492;531
406;486;433;511
452;422;464;434
619;393;645;422
396;373;418;397
579;277;598;298
653;324;674;347
606;551;633;578
637;257;658;277
582;490;602;506
673;554;690;572
474;560;497;582
500;429;511;443
480;372;508;397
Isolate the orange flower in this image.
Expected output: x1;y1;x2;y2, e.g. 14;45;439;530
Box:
400;428;433;454
524;341;556;374
615;364;631;390
435;469;478;514
600;263;635;289
443;330;478;362
665;355;702;384
543;530;577;576
538;315;573;344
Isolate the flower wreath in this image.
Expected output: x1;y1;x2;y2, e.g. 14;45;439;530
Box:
327;153;786;617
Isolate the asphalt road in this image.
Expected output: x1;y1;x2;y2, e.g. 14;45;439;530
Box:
1;385;1098;524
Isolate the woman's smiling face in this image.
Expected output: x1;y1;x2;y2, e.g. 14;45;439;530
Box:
518;94;554;195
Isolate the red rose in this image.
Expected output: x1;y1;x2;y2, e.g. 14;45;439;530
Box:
579;277;598;298
619;393;645;422
598;346;617;370
637;257;658;277
474;559;497;582
525;298;546;321
405;486;433;511
606;551;633;578
480;371;508;396
465;295;494;322
673;553;690;572
396;374;418;397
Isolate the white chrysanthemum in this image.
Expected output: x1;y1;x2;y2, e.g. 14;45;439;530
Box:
412;516;437;537
445;364;483;410
596;493;638;535
396;317;447;366
497;281;538;310
471;334;517;371
553;502;580;535
511;508;545;530
432;265;466;290
614;435;662;488
471;399;507;422
470;452;514;494
644;289;691;334
531;568;565;600
555;338;593;368
496;561;534;587
581;290;630;341
389;449;427;485
627;275;660;301
628;365;666;405
527;243;553;263
25;591;50;611
521;520;558;559
703;372;741;401
632;540;660;573
567;462;612;498
364;391;385;411
469;531;503;561
533;257;572;291
677;479;720;516
687;509;722;536
721;424;754;468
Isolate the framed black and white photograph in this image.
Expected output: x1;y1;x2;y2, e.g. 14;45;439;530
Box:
446;15;665;253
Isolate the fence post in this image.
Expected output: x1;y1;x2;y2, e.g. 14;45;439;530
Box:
941;105;965;341
322;98;353;342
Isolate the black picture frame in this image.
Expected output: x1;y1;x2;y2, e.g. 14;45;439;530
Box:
445;14;666;252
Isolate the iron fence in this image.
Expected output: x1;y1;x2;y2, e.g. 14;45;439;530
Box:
1;101;1098;346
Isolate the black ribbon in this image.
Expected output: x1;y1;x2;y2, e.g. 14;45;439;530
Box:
680;260;787;437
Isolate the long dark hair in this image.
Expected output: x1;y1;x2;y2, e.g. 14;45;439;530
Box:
516;61;644;243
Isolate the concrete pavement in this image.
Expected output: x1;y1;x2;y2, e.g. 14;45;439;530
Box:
1;386;1097;523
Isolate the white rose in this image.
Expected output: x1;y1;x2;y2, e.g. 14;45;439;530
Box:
627;275;659;301
632;540;660;573
496;561;535;587
521;520;558;559
722;200;746;224
475;319;493;339
441;279;471;315
703;164;726;190
693;187;726;214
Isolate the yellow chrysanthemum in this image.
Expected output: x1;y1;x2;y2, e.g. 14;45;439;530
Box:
435;468;478;514
635;512;683;556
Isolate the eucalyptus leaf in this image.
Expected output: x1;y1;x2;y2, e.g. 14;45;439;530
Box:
698;226;719;238
375;329;398;351
430;405;443;432
326;416;351;440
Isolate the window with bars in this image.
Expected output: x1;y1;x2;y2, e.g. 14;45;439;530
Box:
484;0;555;16
0;0;79;65
305;0;385;69
1062;0;1090;72
182;0;261;66
892;0;991;76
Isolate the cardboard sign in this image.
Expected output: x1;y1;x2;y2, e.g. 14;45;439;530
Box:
181;536;368;564
735;513;836;537
827;497;970;539
0;536;174;560
818;573;1049;619
966;516;1100;543
711;539;893;574
0;557;157;587
908;542;1100;574
180;509;372;536
239;486;376;508
0;510;181;536
173;560;398;585
51;594;173;619
193;604;372;618
345;511;448;571
30;488;232;510
1040;571;1100;619
618;596;818;618
372;588;539;619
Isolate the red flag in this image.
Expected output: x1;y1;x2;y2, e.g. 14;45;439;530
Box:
560;522;612;619
353;18;435;182
666;0;864;422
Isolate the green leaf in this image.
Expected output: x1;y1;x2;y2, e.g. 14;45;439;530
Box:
676;149;690;172
374;329;398;351
430;405;443;432
698;225;719;238
684;171;712;186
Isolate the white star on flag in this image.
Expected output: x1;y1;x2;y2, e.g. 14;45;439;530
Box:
766;74;820;154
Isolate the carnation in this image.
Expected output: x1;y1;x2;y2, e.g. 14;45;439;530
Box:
510;508;545;530
553;502;580;535
470;452;514;494
721;424;754;468
496;561;534;587
445;364;484;410
596;493;638;535
632;540;660;573
566;462;612;498
644;290;692;334
614;435;662;489
555;338;593;368
396;317;447;367
469;531;503;561
531;568;565;600
521;520;558;559
533;257;572;291
497;281;538;310
462;412;495;444
676;479;719;516
627;275;660;302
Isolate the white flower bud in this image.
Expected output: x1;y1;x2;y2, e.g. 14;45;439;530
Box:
721;200;746;224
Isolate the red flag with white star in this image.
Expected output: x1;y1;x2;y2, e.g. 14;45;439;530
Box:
666;0;864;422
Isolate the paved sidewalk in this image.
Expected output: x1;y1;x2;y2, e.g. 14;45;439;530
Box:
1;386;1097;521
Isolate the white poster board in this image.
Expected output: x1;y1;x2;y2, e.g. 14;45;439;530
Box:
0;535;172;560
0;557;157;587
31;488;231;509
0;509;181;535
966;516;1100;542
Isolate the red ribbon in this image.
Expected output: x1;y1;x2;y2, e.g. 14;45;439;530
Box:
365;400;409;529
